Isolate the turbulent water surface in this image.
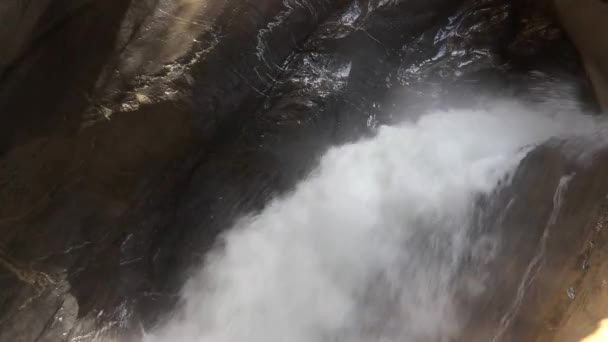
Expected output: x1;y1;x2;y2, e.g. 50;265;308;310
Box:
145;103;598;342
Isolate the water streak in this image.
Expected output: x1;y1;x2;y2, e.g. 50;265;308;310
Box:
491;174;574;342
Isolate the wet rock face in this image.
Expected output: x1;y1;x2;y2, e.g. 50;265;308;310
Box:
0;0;603;341
456;142;608;341
556;0;608;110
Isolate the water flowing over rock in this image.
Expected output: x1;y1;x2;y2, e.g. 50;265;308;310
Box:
1;0;608;341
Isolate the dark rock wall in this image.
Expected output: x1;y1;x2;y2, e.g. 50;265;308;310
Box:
556;0;608;110
0;0;133;152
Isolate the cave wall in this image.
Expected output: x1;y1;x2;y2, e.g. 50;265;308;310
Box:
555;0;608;110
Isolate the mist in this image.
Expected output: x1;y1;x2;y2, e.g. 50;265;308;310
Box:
145;103;597;342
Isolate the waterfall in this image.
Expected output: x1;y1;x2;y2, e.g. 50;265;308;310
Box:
146;103;597;342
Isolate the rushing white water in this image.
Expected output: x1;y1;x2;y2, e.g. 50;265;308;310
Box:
145;103;596;342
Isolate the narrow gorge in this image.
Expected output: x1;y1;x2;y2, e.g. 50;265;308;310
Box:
1;1;608;341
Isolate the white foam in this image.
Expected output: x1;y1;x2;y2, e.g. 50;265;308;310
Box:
145;103;597;342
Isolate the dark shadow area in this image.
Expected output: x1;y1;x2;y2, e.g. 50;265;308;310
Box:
0;0;134;154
